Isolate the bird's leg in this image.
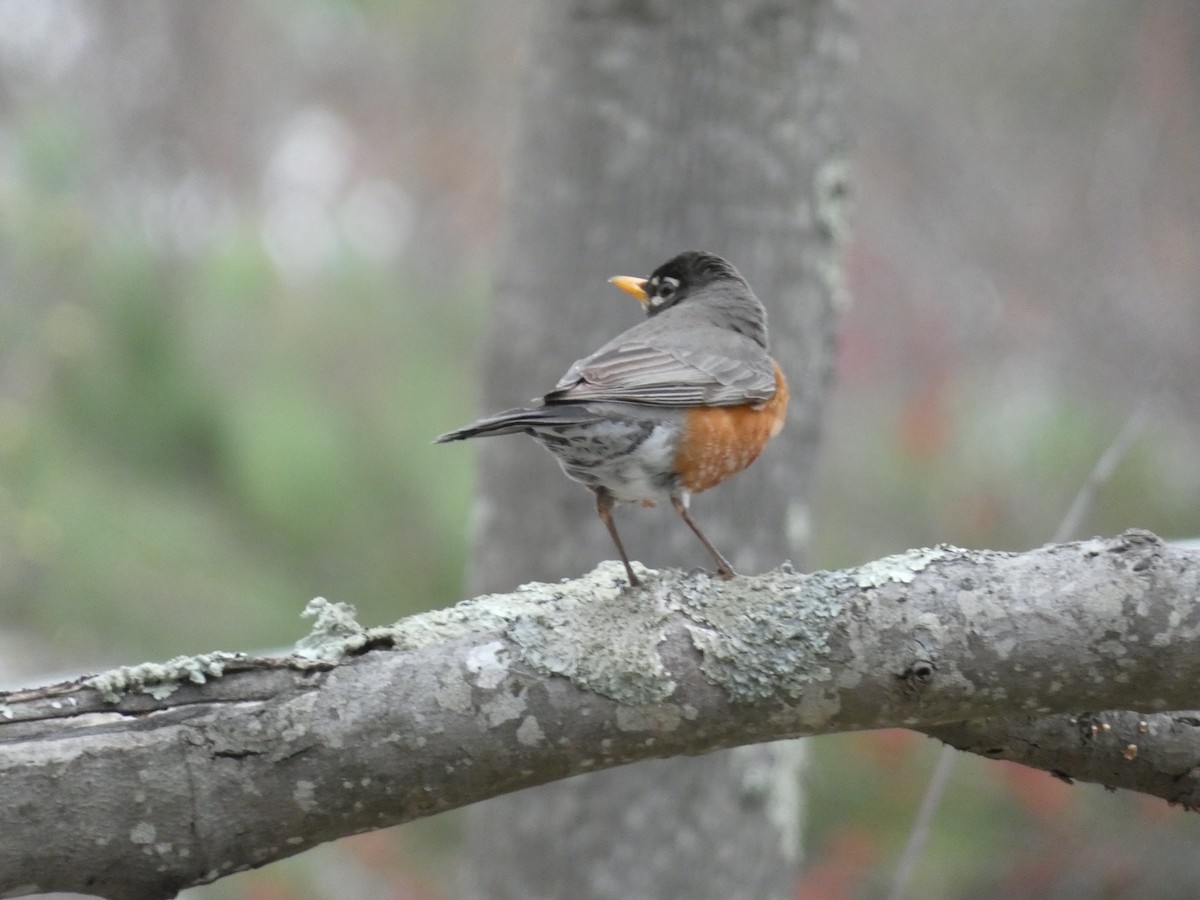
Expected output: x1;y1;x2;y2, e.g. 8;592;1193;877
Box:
671;496;737;580
594;488;640;587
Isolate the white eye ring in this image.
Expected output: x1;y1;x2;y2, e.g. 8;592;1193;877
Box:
650;277;679;307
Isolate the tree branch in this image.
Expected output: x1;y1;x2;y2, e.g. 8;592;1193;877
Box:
2;530;1198;898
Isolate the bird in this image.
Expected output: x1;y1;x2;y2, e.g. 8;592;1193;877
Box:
435;250;788;587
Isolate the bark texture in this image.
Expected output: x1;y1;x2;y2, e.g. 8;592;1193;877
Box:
3;531;1199;898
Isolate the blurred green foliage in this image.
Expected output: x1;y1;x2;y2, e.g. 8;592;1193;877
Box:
1;103;482;662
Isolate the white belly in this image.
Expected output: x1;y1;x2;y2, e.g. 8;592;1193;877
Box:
534;419;681;504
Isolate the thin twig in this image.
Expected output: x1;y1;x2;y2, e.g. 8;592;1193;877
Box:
884;744;957;900
1051;401;1153;545
882;397;1153;900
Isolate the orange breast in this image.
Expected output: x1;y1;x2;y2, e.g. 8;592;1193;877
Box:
674;360;789;493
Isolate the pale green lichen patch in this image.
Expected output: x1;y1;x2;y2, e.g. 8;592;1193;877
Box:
293;567;675;704
507;561;677;704
479;685;527;726
292;597;368;660
293;591;541;661
384;579;583;651
85;652;246;703
615;702;684;733
676;570;844;703
293;583;567;664
292;779;317;812
851;545;962;588
464;641;511;690
516;715;545;746
433;671;474;715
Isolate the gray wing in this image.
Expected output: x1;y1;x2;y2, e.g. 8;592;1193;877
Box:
546;326;776;408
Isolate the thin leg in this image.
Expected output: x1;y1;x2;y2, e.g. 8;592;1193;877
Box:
671;496;737;580
594;488;640;587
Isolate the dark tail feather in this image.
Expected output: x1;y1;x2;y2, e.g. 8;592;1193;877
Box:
434;405;598;443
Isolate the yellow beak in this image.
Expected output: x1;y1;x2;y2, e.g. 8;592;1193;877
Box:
608;275;649;305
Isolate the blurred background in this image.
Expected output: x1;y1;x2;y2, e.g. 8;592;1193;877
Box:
1;1;1198;897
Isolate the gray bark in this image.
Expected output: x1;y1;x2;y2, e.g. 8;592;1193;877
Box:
3;531;1200;899
460;0;855;895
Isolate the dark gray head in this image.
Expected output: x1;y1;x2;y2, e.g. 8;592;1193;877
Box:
640;251;749;315
608;251;767;346
626;251;767;349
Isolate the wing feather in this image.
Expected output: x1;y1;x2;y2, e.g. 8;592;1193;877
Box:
544;291;777;408
546;340;775;408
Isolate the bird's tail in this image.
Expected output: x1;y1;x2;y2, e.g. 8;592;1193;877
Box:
434;405;598;443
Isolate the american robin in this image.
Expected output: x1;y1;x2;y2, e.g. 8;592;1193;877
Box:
436;250;788;587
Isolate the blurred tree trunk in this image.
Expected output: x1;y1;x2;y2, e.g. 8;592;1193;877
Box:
461;1;855;897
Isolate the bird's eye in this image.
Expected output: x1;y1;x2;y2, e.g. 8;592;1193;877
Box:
656;278;679;302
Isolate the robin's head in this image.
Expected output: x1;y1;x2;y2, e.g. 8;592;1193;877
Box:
608;251;749;317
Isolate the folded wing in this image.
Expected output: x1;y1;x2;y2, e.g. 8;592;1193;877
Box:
546;339;776;408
